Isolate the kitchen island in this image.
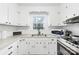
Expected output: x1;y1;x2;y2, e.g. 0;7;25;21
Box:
0;34;57;55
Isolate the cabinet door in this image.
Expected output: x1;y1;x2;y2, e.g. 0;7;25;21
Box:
8;4;18;25
0;3;8;24
17;38;26;55
30;38;40;55
0;44;13;55
11;41;18;55
47;39;55;55
17;39;23;55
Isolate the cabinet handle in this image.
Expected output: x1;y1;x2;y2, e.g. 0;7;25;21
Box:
51;39;54;41
8;46;12;49
29;42;30;44
22;39;25;41
9;22;11;24
8;52;13;55
6;22;8;23
40;42;42;44
17;45;19;48
48;52;50;54
48;42;52;44
26;42;27;44
19;40;22;42
28;51;30;54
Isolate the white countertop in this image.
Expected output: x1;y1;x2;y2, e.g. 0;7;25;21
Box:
0;34;58;50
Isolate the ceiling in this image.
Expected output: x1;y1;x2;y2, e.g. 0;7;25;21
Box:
18;3;61;6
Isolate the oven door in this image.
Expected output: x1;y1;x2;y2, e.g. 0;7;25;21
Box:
57;41;79;55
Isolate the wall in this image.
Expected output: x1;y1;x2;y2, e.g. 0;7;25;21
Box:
18;4;61;34
59;3;79;22
59;3;79;35
0;25;17;39
1;3;79;38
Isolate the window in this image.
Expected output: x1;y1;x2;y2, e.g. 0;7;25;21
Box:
33;16;44;30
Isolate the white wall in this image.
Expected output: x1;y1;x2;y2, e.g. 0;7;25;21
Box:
59;3;79;22
2;3;79;37
59;3;79;35
18;4;61;34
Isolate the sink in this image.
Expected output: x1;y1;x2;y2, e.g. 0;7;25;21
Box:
31;34;47;37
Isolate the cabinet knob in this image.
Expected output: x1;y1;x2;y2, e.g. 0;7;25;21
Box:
8;52;13;55
48;42;49;44
43;46;47;48
22;39;25;41
40;42;42;44
6;22;8;24
51;39;54;41
48;52;50;54
26;42;27;44
17;45;19;48
48;42;52;44
8;46;12;49
28;51;30;54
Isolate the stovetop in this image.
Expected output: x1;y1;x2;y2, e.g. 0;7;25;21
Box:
64;38;79;49
61;36;79;48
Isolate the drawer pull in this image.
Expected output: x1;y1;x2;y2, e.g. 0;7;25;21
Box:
26;42;27;44
48;52;50;54
40;42;42;44
51;39;54;41
28;51;30;54
43;46;47;48
29;42;30;44
8;46;12;49
8;52;13;55
22;39;25;41
48;42;52;44
17;45;19;48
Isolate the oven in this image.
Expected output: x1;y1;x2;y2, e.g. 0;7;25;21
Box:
57;40;79;55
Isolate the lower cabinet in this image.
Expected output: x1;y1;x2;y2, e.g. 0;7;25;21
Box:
17;38;26;55
0;41;17;55
0;37;57;55
20;37;57;55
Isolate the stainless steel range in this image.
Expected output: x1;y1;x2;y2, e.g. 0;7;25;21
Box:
57;38;79;55
57;30;79;55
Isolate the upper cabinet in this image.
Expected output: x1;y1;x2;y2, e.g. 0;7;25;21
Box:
0;3;20;26
8;4;18;25
57;3;79;26
0;4;8;24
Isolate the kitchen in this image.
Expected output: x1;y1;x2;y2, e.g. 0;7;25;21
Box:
0;3;79;55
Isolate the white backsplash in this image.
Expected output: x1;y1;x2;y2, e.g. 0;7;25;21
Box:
1;31;13;39
0;31;2;39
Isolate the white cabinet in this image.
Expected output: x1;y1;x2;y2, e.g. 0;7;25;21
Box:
0;37;57;55
0;3;19;25
0;4;8;24
0;41;18;55
22;37;57;55
17;38;26;55
8;4;18;25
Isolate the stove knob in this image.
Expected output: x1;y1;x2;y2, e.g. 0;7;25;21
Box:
72;44;74;46
68;42;71;44
76;46;79;48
